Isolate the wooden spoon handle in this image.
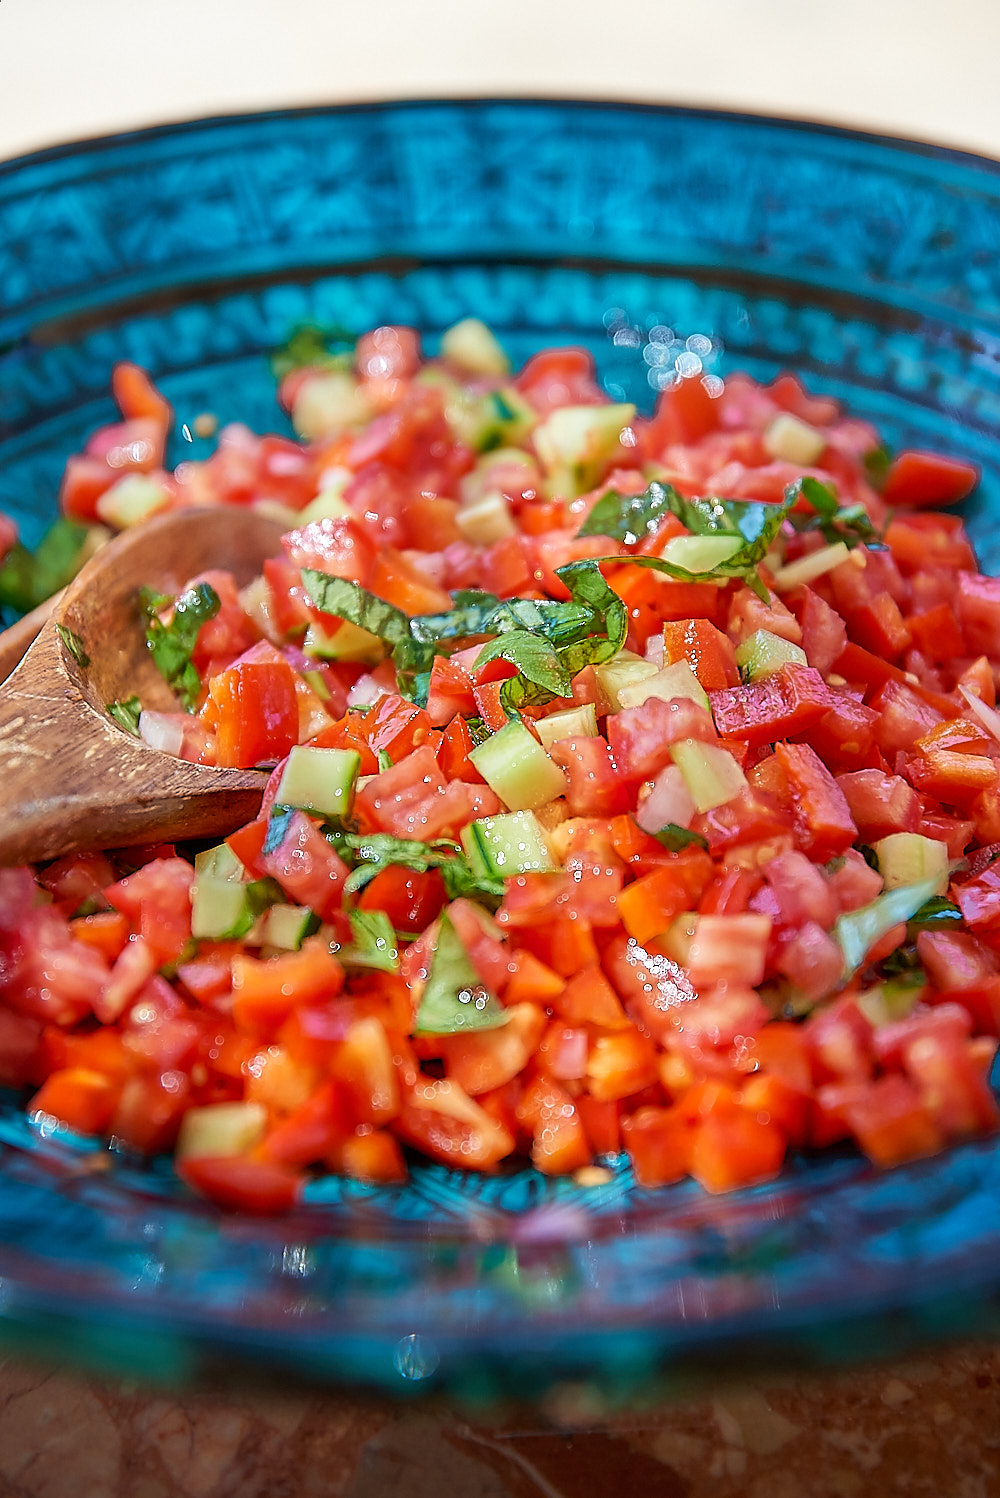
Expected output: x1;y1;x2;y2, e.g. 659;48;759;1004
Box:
0;622;269;866
0;590;64;686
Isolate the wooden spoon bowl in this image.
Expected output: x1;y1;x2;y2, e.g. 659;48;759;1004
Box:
0;507;288;866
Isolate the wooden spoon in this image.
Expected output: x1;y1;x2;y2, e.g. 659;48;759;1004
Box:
0;507;288;867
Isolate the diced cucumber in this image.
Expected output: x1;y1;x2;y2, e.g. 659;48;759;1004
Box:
440;317;511;376
96;473;171;529
191;874;256;941
275;744;360;820
304;615;385;665
659;534;743;573
477;386;537;447
462;810;554;877
856;978;924;1027
771;541;851;592
874;832;950;898
455;491;518;545
291;371;372;441
258;903;319;951
762;411;826;465
616;659;710;712
460;446;540;505
835;872;945;980
175;1101;268;1160
535;702;599;750
736;628;808;682
594;652;658;711
469;721;568;810
300;668;332;701
669;738;747;812
194;842;245;881
298;470;353;525
534;402;637;498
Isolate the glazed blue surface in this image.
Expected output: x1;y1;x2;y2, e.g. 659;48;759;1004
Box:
2;101;1000;1395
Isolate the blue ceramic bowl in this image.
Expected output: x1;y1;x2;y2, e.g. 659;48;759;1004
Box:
3;101;1000;1397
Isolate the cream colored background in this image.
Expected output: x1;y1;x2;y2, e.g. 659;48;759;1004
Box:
1;0;999;162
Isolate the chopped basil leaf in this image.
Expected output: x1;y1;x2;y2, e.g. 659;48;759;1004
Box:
474;630;571;700
300;569;411;651
878;944;923;979
415;914;509;1034
480;559;628;718
271;325;355;381
863;445;893;492
0;518;95;617
106;695;142;736
338;830;504;906
342;909;399;972
56;624;90;667
245;877;288;920
786;476;882;550
405;590;502;655
653;824;709;852
143;581;220;711
465;716;491;746
835;873;948;983
602;486;796;603
906;896;963;931
578;482;678;544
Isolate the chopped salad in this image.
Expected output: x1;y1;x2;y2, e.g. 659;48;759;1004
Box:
2;317;999;1215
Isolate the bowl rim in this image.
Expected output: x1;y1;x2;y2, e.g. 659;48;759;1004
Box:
2;95;1000;177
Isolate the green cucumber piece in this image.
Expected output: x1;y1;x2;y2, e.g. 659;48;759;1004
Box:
274;744;361;820
440;318;511;376
461;810;553;878
669;738;748;812
175;1101;268;1159
593;652;658;711
258;903;320;951
304;615;385;664
191;874;256;941
534;402;637;497
736;628;808;681
835;873;947;981
415;914;509;1034
659;534;743;572
873;832;950;897
534;701;599;750
193;842;245;881
469;721;567;811
615;659;710;712
762;411;826;465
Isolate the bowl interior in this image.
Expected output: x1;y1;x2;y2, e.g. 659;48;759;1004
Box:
3;101;1000;1394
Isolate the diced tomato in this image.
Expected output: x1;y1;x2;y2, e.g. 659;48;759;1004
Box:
232;939;345;1033
178;1154;303;1214
881;450;978;508
396;1078;515;1170
622;1106;692;1187
688;1108;786;1193
662;618;738;691
547;736;631;816
710;664;833;747
607;694;716;781
772;742;857;861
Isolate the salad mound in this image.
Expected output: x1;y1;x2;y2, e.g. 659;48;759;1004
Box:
1;318;999;1215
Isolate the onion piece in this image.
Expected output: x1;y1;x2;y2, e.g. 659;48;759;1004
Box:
959;682;1000;745
138;709;186;758
635;764;697;834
